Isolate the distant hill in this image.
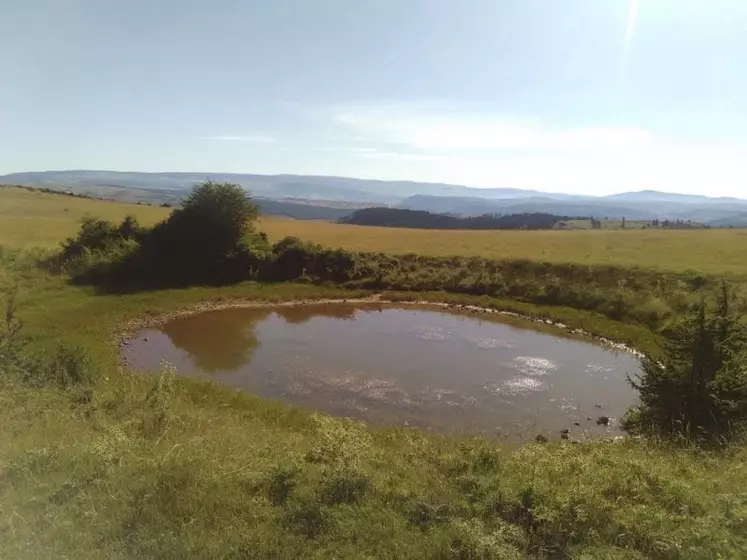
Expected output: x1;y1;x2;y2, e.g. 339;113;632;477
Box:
341;207;576;230
707;213;747;228
399;195;656;220
604;190;745;205
255;199;354;221
3;170;747;224
0;170;574;205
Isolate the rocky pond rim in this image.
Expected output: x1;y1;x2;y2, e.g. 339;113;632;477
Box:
113;294;645;358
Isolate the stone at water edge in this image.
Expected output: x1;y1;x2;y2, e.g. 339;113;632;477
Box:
596;416;610;426
535;434;549;443
560;428;570;440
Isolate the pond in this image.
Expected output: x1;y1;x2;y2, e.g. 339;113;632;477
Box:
122;303;640;441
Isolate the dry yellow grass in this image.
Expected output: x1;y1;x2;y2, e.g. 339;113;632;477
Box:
2;186;746;276
259;216;747;276
0;186;170;248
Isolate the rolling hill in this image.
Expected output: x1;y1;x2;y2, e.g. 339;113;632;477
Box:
2;170;747;224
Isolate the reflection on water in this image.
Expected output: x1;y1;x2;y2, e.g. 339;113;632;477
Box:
124;303;640;440
161;308;270;372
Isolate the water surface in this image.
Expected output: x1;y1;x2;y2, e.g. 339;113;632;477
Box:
123;304;639;440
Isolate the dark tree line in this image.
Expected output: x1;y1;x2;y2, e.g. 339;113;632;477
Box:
340;207;581;230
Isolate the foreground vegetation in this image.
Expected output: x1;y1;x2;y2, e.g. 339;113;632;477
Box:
2;182;747;557
2;260;746;558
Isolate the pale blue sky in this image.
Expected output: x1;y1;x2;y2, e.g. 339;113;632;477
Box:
1;0;746;195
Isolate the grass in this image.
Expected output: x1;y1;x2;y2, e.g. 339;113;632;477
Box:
1;185;747;557
1;257;745;558
4;367;746;558
0;186;170;248
259;217;747;276
3;186;747;276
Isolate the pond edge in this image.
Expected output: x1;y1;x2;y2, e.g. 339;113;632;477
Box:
115;294;644;359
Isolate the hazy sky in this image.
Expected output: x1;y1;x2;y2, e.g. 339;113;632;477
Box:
2;0;746;195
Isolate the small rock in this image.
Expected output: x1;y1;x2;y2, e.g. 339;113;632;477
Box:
596;416;610;426
560;428;570;435
535;434;549;443
573;421;581;426
586;417;592;421
143;336;148;342
571;440;581;445
595;404;603;408
560;432;570;440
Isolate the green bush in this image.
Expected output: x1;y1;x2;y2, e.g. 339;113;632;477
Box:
625;284;747;439
61;215;145;261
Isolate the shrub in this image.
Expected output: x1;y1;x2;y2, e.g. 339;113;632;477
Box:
266;466;297;505
319;468;370;505
282;498;331;539
35;344;93;389
625;283;747;439
141;362;177;437
61;215;143;261
0;289;26;375
147;181;259;271
1;292;94;390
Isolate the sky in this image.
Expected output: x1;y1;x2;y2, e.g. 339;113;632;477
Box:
1;0;746;196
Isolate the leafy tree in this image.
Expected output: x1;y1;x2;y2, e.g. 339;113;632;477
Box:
142;181;266;283
152;181;258;261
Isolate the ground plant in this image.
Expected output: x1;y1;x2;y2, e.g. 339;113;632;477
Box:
1;183;746;558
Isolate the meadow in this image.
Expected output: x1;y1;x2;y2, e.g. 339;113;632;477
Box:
3;186;747;276
259;218;747;276
2;184;747;558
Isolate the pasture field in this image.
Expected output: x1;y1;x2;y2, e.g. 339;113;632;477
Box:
263;219;747;276
0;186;170;247
1;185;746;557
2;186;747;276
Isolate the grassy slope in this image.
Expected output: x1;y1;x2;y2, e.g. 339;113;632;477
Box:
259;218;747;276
0;186;170;248
3;186;747;276
1;186;747;557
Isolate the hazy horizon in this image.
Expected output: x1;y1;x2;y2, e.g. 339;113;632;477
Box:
4;168;747;200
2;1;746;197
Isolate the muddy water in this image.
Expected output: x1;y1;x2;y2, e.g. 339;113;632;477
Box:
122;304;640;440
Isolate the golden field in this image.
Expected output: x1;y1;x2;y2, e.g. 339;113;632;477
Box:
2;186;746;276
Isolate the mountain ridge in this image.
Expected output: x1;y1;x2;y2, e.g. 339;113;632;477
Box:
2;170;746;224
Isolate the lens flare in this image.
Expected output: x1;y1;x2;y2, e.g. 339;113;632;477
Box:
623;0;641;56
618;0;641;90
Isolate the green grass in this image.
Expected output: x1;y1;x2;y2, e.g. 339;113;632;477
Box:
4;367;746;558
1;186;747;557
1;257;745;557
